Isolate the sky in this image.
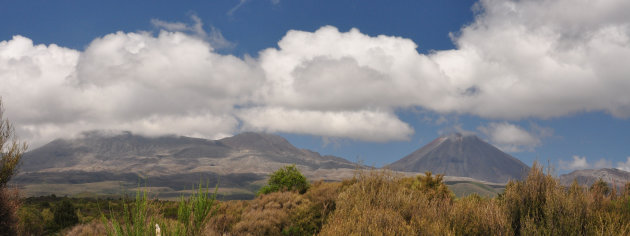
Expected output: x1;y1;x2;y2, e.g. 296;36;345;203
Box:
1;0;629;174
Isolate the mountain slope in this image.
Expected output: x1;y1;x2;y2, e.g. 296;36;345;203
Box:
14;131;357;198
559;168;630;188
20;131;356;175
387;133;530;183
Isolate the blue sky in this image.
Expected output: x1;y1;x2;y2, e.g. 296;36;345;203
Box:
1;0;629;174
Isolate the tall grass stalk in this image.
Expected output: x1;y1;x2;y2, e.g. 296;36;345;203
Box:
176;181;219;235
99;181;218;236
100;188;153;236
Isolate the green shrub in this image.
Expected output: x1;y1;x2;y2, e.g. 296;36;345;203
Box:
52;199;79;231
258;165;310;195
0;98;27;235
17;205;46;235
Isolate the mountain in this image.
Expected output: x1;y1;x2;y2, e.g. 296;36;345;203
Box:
558;168;630;188
13;131;357;199
387;133;530;183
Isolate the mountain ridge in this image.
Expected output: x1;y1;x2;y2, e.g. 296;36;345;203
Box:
387;133;530;183
559;168;630;188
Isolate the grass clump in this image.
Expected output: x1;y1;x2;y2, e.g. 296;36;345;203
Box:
500;162;630;235
99;181;218;236
100;189;154;236
174;181;219;235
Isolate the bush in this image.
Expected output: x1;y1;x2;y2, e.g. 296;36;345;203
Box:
321;170;437;235
232;191;311;235
52;199;80;231
258;165;310;195
0;98;27;235
0;188;20;235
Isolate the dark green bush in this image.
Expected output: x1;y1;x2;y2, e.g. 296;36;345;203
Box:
52;199;79;231
258;165;310;195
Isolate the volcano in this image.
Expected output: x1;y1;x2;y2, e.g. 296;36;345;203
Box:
387;133;530;183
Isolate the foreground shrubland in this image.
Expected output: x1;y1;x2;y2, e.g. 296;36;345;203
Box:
17;163;630;235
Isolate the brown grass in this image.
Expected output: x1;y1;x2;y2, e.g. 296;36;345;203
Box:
64;221;106;236
0;187;20;235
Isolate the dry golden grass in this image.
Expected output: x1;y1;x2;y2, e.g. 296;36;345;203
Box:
64;221;106;236
231;191;311;235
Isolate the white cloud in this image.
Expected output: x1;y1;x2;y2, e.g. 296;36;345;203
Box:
3;0;630;146
560;156;589;170
237;107;413;142
559;155;613;171
477;122;548;152
617;157;630;172
227;0;249;16
0;32;259;147
430;0;630;118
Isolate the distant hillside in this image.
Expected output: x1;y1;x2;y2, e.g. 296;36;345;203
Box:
13;131;358;199
559;168;630;189
387;133;530;183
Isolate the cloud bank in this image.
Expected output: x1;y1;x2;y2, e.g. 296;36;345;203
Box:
559;155;630;172
477;122;551;152
1;0;630;146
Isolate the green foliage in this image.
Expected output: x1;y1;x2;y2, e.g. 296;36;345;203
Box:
0;98;27;236
52;199;79;231
0;98;28;188
258;165;310;195
175;181;219;235
17;206;46;235
101;188;153;236
98;182;218;236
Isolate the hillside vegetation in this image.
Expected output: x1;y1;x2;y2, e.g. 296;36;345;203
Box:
16;163;630;235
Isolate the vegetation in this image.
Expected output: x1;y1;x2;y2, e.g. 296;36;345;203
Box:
0;98;27;235
11;162;630;235
52;199;80;231
258;164;310;195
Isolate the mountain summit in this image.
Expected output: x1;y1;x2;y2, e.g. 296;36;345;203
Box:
387;133;530;183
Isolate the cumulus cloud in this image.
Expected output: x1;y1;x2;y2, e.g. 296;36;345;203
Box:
0;32;259;146
617;157;630;172
431;0;630;118
237;107;413;142
3;0;630;147
477;122;549;152
560;156;589;170
559;155;613;171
